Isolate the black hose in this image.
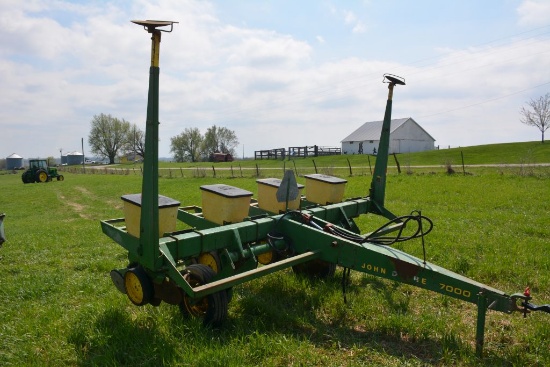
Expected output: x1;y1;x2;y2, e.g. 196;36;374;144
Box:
266;210;302;255
363;211;433;246
304;210;433;247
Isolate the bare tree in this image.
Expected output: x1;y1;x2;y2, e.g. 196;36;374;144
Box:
520;93;550;143
125;124;146;160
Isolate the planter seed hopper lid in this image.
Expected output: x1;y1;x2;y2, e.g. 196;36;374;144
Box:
121;194;180;208
256;178;305;189
304;174;347;184
200;184;253;198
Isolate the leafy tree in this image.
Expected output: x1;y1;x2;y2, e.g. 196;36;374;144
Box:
88;113;131;164
520;93;550;143
202;125;238;160
170;127;203;162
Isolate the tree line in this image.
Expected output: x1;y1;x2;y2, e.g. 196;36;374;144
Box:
88;93;547;164
88;113;238;163
169;126;238;162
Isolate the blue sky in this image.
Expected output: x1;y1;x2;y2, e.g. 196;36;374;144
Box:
1;0;549;159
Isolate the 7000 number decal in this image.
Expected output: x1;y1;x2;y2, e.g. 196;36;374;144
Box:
439;283;471;298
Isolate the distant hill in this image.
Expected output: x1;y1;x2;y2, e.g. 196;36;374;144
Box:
395;141;549;166
251;141;550;167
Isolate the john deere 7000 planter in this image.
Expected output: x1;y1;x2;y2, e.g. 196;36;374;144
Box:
101;20;549;357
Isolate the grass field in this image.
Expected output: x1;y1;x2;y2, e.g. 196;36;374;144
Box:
1;146;549;366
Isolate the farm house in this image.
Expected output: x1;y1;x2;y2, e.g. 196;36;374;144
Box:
341;117;435;155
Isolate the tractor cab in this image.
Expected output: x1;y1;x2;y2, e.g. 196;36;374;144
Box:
29;160;47;170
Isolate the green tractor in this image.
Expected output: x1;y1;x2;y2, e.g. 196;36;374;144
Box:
21;159;64;184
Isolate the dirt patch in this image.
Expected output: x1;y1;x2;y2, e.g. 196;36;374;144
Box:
75;186;93;196
58;193;91;220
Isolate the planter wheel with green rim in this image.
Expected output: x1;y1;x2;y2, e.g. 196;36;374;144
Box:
179;264;228;327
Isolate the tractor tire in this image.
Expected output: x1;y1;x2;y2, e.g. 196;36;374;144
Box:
179;264;228;327
35;170;49;183
57;175;64;181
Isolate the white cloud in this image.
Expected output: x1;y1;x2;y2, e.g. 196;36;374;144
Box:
517;0;550;26
352;22;367;34
329;7;368;35
343;10;357;25
0;0;548;159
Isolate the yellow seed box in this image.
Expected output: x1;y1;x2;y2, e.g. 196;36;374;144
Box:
304;174;347;205
121;194;180;238
256;178;304;213
200;184;253;225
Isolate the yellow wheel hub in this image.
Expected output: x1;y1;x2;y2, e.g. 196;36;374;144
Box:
182;271;209;316
123;268;152;306
183;296;209;316
257;251;275;265
197;252;220;273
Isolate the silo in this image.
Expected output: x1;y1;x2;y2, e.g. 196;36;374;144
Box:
6;153;24;170
66;151;84;165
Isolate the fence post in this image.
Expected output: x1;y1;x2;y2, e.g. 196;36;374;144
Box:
346;158;352;176
367;155;372;175
255;164;260;177
393;153;401;174
312;159;318;174
180;168;184;177
461;151;465;175
212;166;216;178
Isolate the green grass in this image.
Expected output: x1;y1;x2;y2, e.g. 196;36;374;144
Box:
1;161;549;366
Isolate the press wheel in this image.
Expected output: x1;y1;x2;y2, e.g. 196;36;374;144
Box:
124;266;154;306
179;264;228;327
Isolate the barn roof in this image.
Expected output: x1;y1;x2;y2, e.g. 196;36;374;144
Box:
340;117;435;142
341;118;409;143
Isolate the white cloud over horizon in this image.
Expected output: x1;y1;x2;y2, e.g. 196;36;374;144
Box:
1;0;550;160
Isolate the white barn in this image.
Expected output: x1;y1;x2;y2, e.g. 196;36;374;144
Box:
341;117;435;155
